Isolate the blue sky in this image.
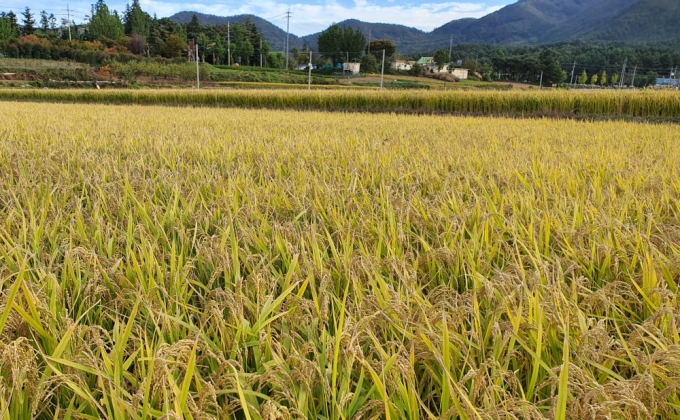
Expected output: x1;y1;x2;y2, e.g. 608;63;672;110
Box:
1;0;512;36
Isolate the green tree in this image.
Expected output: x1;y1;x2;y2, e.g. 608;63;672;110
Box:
0;15;17;40
21;7;35;35
236;39;254;65
317;24;365;65
6;11;18;33
197;32;209;62
161;34;185;58
577;69;588;84
645;71;659;87
341;26;366;62
212;36;225;64
600;70;607;86
408;63;423;77
123;0;151;37
590;74;598;85
611;73;620;86
360;54;378;73
491;51;506;77
267;52;285;69
368;39;396;60
258;37;270;67
89;0;124;41
297;49;313;70
539;48;565;85
433;49;450;72
39;10;49;31
317;24;343;64
186;14;201;41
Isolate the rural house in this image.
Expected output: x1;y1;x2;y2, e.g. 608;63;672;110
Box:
393;60;416;71
343;62;361;75
416;57;469;79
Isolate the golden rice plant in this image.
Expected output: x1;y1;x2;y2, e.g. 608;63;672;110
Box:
1;89;680;119
0;101;679;419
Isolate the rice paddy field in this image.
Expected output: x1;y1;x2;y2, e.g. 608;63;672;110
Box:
1;89;680;121
0;97;679;419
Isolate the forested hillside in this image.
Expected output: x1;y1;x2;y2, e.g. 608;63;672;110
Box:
171;0;680;54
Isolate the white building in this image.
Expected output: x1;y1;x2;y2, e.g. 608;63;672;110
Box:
424;62;469;80
452;68;469;80
393;60;416;71
343;62;361;75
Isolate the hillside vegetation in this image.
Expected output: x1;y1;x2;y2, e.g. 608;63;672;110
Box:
171;0;680;52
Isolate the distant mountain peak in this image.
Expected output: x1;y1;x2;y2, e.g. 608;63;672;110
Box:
170;1;680;54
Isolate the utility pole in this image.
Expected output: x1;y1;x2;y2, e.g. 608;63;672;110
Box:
260;37;263;67
631;66;637;88
449;36;453;59
619;58;627;88
227;22;230;66
66;4;71;41
539;71;543;88
570;60;576;85
195;41;200;89
308;50;312;90
285;9;291;70
380;49;385;90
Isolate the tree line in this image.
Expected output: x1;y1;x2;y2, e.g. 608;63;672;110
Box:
427;42;679;87
1;0;280;67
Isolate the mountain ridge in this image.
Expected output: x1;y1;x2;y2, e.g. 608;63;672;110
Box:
169;0;680;54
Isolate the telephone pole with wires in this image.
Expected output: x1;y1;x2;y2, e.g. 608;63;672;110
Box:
227;22;230;66
380;49;385;90
631;66;637;87
195;40;199;89
285;9;291;70
619;58;627;88
308;50;312;90
66;4;71;40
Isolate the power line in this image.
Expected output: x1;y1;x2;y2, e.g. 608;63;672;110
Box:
263;13;286;21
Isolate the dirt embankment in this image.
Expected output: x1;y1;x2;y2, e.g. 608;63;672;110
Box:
0;72;41;81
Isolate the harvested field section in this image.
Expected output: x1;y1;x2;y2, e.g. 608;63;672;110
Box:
0;102;679;419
